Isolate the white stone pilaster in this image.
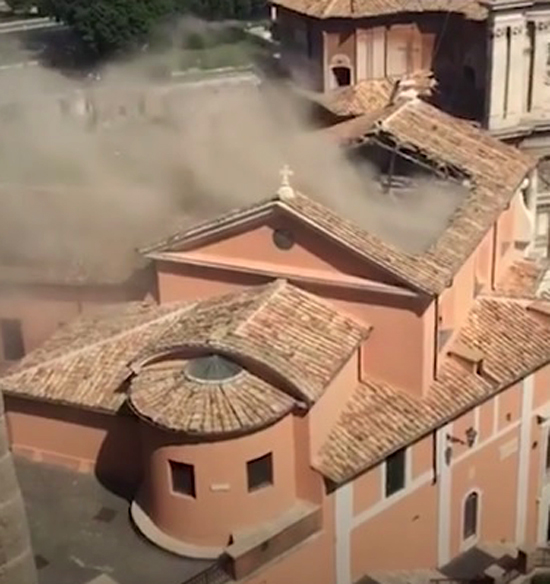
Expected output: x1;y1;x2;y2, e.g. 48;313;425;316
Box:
487;20;509;129
508;18;526;122
356;30;367;83
531;17;550;117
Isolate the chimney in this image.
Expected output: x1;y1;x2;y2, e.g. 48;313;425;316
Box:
448;342;485;376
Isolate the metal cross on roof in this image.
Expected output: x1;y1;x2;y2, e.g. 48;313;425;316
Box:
279;164;294;187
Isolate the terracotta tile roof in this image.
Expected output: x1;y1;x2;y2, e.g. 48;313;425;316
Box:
494;258;549;299
316;296;550;483
0;302;193;412
272;0;487;20
322;98;536;286
311;73;435;118
129;360;295;435
0;281;367;432
135;279;370;403
316;78;395;118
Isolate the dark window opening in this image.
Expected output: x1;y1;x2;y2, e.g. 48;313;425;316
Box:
1;319;24;361
332;66;351;87
545;431;550;472
247;453;273;491
170;461;196;497
463;491;479;540
385;448;406;497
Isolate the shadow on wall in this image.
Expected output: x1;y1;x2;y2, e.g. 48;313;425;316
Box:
95;404;143;501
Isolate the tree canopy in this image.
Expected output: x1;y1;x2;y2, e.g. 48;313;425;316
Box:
38;0;177;55
37;0;267;56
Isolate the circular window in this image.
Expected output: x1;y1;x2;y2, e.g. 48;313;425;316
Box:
272;229;294;250
186;354;243;383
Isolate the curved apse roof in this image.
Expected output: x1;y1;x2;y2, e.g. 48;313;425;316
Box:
128;354;295;436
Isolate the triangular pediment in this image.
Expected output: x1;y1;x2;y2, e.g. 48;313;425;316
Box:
145;196;423;295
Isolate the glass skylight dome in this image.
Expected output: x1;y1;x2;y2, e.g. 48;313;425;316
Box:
186;354;243;383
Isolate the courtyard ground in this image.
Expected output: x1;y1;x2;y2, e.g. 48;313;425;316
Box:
14;456;212;584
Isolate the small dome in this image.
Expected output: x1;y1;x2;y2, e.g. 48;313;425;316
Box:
185;354;242;383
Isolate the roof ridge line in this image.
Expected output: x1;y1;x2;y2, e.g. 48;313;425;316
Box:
233;279;287;336
1;304;195;381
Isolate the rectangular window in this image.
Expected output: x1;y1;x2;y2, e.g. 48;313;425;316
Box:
545;431;550;473
385;448;406;497
169;461;196;498
0;319;24;361
247;453;273;491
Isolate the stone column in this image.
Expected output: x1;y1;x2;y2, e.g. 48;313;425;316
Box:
531;17;550;117
486;19;509;130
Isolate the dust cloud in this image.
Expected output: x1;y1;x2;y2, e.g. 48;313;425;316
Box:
0;28;466;273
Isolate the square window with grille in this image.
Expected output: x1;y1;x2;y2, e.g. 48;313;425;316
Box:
247;453;273;492
170;461;196;498
385;448;406;497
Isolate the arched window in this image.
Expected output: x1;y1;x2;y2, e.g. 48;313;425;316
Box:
463;491;479;540
332;66;351;87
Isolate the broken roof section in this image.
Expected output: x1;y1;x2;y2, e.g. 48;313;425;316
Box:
320;97;536;284
143;100;534;297
271;0;487;20
303;72;435;119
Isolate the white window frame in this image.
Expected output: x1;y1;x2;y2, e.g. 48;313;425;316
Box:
460;488;482;551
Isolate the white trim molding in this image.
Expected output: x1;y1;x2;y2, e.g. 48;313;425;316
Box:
353;467;432;529
515;374;534;544
494;394;500;435
437;423;453;567
335;483;353;584
460;488;482;552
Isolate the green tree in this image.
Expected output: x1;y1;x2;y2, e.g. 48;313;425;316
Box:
39;0;177;55
0;391;38;584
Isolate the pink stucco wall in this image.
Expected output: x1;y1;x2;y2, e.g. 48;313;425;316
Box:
5;396;142;487
155;217;438;398
309;353;359;460
137;414;305;548
0;278;151;365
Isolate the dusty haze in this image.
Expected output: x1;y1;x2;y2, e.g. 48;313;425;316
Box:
0;31;465;273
